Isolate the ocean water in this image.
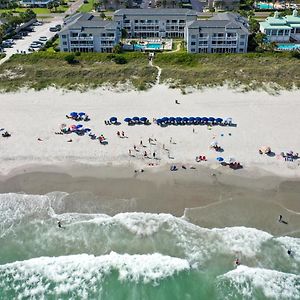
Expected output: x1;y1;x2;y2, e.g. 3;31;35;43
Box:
0;192;299;300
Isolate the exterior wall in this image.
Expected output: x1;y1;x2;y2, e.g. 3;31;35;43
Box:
186;26;248;53
261;26;291;42
59;27;121;53
114;13;197;38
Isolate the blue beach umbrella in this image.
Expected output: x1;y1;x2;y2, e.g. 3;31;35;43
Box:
162;117;169;122
208;117;215;122
124;118;131;122
182;117;189;122
70;112;78;117
110;117;117;123
140;117;147;122
216;118;223;123
169;117;175;122
132;117;140;122
189;117;195;122
76;124;83;129
176;117;182;123
202;117;208;122
156;119;162;124
84;128;91;132
195;117;202;122
216;157;224;162
78;112;85;116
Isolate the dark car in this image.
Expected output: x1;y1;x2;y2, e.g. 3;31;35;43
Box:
12;35;23;40
49;27;58;32
55;24;62;30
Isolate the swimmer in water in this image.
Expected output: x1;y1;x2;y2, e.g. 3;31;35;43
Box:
57;221;62;228
234;258;240;266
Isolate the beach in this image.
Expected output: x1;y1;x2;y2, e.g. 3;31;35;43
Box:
1;85;300;299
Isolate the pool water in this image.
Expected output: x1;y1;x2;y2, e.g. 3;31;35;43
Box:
277;43;300;50
257;2;274;9
146;43;162;49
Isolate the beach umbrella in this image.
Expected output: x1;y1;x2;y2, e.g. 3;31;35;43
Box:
76;124;83;129
60;123;67;129
211;141;218;147
260;146;271;154
216;157;224;162
176;117;182;122
110;117;117;123
195;117;202;122
216;118;223;123
132;117;140;122
70;125;77;131
156;119;162;124
189;117;195;122
208;117;215;122
169;117;175;122
182;117;189;122
70;112;78;117
78;112;85;116
84;128;91;132
202;117;208;122
140;117;147;122
162;117;169;122
124;117;131;122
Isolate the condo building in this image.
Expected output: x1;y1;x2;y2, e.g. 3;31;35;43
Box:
113;9;197;38
59;13;121;53
260;10;300;43
185;12;249;53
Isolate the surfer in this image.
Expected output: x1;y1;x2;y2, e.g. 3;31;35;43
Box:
234;258;240;266
287;249;293;256
57;221;62;228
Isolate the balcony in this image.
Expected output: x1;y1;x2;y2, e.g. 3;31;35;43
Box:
70;36;94;41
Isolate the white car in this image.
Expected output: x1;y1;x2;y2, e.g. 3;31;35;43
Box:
39;36;48;42
30;43;42;48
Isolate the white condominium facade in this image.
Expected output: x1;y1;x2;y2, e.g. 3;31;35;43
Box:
113;9;197;38
185;12;249;53
59;13;121;53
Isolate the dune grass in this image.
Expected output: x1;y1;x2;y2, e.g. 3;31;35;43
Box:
0;52;157;92
154;51;300;91
0;51;299;93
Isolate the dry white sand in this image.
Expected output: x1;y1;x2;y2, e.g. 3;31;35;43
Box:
1;85;300;177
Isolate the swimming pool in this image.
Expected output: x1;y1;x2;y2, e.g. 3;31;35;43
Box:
277;43;300;50
256;2;274;9
146;43;162;50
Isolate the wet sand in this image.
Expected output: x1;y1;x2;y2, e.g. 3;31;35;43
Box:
0;163;299;237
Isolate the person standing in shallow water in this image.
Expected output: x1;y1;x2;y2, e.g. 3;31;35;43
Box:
57;221;62;228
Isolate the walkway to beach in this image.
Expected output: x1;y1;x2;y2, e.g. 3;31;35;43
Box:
149;57;162;85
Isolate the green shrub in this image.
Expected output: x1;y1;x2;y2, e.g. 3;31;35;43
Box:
112;55;127;64
290;51;300;59
64;53;76;64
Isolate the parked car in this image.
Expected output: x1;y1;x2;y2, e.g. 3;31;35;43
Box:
39;36;48;42
49;27;58;32
12;35;23;40
55;24;61;30
32;40;44;45
33;21;43;26
30;43;42;48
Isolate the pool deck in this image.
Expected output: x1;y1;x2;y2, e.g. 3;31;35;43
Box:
123;39;173;51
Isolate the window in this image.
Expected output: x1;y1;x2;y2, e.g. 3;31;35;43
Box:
191;35;196;39
278;30;283;36
171;20;177;24
199;33;208;38
239;48;244;52
240;34;245;39
179;19;185;23
191;48;195;52
62;34;66;38
63;48;68;51
191;41;196;45
63;41;67;45
240;41;244;45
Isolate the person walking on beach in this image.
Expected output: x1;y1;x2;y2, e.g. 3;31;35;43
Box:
170;137;172;144
144;151;148;157
140;140;143;146
117;131;120;137
129;149;131;156
278;215;283;223
122;131;125;138
153;152;156;159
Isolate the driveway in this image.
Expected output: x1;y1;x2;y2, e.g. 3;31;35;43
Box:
0;16;63;65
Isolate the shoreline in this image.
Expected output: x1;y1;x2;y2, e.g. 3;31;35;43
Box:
1;162;300;237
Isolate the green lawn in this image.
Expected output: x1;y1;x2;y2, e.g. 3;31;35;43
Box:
77;0;95;12
0;5;68;15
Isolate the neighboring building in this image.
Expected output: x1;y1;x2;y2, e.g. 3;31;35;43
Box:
260;10;300;42
20;0;53;7
59;13;121;53
185;12;249;53
206;0;240;11
113;9;197;38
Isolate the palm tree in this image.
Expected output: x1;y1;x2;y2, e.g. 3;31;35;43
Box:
47;1;54;11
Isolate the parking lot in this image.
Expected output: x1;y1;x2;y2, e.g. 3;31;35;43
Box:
0;16;63;65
